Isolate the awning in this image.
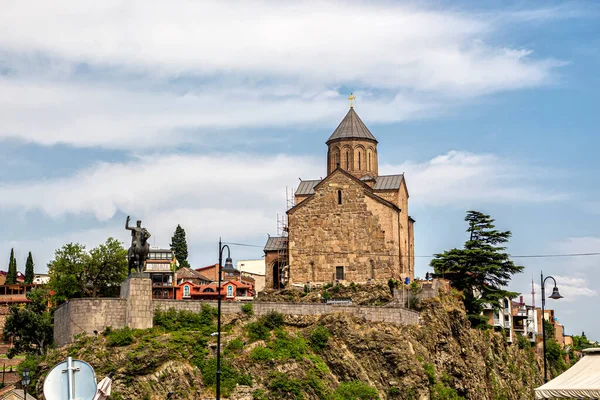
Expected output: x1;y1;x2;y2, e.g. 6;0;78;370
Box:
535;348;600;399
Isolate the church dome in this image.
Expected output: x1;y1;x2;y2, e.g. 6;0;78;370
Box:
326;108;378;145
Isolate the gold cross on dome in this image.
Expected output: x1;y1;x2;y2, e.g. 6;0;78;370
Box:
348;93;356;108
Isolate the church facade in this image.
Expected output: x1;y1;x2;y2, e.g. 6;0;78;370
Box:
265;104;414;289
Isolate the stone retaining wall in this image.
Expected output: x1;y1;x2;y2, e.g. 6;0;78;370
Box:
54;298;127;346
154;300;420;325
55;278;421;345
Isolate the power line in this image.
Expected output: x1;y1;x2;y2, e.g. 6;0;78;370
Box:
223;241;600;259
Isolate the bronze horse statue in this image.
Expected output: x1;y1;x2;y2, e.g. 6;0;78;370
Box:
126;216;151;274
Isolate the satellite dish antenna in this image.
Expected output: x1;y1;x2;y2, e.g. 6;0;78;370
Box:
44;357;97;400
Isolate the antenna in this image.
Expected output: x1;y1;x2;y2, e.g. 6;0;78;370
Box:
531;276;535;308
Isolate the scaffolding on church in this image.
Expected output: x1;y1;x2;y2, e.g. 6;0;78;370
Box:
273;187;294;290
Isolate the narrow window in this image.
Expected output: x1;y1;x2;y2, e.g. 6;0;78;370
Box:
368;153;371;170
336;266;344;280
358;152;361;170
310;261;315;281
346;151;349;170
183;285;190;297
337;190;342;205
335;153;340;168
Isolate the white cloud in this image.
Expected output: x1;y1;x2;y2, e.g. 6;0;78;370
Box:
381;150;568;206
0;1;567;148
534;275;598;303
0;1;560;93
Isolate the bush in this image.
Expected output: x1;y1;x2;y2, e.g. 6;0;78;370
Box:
200;357;249;397
423;363;436;385
516;334;531;350
268;373;305;399
269;330;307;360
322;291;332;300
253;389;267;400
250;346;274;361
241;303;254;316
154;305;216;334
309;326;331;351
225;337;245;353
247;321;271;342
333;381;379;400
262;311;284;329
106;327;135;347
431;383;464;400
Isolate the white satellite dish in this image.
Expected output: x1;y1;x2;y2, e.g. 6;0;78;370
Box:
43;357;97;400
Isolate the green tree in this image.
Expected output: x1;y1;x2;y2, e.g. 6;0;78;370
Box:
24;251;34;284
5;248;17;285
430;211;524;329
3;287;53;357
48;238;128;303
170;224;190;269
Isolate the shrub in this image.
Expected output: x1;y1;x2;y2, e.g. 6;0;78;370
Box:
106;327;135;347
423;363;436;385
200;358;249;397
268;373;305;399
269;330;307;360
226;337;245;353
262;311;284;330
241;303;254;316
252;389;267;400
322;291;332;300
431;383;464;400
388;387;401;396
247;321;271;342
517;334;531;350
154;305;216;334
250;346;274;361
309;326;331;351
323;283;333;290
333;381;379;400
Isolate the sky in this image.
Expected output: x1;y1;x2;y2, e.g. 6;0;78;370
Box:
1;1;599;338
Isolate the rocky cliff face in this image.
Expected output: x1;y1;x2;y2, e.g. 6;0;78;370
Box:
31;292;542;399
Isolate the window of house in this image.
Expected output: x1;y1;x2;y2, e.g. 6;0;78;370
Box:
346;151;349;169
337;190;342;205
183;285;190;297
335;266;344;280
358;152;361;170
368;153;371;170
227;285;234;298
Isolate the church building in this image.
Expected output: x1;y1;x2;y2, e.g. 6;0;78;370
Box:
264;97;415;289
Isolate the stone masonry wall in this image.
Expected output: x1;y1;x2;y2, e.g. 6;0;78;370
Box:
55;278;421;346
154;300;421;326
54;298;127;346
288;171;402;285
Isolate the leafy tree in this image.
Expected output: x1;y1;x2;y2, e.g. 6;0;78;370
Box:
5;248;17;285
430;211;524;329
170;224;190;269
48;238;128;303
24;251;34;284
3;287;53;357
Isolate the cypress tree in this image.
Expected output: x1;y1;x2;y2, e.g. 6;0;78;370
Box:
5;249;17;285
170;225;190;269
24;252;34;284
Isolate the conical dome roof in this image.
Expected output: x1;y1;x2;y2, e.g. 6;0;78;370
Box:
326;108;377;144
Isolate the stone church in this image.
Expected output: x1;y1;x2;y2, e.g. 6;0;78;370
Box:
264;101;415;289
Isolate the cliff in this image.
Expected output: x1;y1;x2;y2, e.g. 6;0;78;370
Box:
29;292;542;399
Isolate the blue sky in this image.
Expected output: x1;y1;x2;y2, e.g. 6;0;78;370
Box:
1;1;599;338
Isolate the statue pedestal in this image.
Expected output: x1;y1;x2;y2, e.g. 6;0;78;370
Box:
120;277;153;330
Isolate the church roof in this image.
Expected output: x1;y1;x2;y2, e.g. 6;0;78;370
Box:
295;180;321;196
373;174;404;190
264;236;287;252
326;108;377;144
295;174;404;195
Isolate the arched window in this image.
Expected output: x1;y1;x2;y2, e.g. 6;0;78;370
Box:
345;151;350;170
310;261;315;281
368;153;371;170
183;285;190;298
358;152;361;170
335;152;340;168
337;190;342;205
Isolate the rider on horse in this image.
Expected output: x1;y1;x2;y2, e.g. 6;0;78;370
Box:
126;216;151;273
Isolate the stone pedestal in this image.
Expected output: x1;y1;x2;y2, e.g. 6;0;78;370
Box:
121;277;153;330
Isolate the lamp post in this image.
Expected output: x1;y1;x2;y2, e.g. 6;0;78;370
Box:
216;238;236;400
541;272;563;383
21;367;30;399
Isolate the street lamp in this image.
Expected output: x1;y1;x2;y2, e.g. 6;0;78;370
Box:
21;367;30;399
541;272;563;383
216;238;236;400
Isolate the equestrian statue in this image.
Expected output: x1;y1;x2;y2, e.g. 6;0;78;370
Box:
125;216;151;274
